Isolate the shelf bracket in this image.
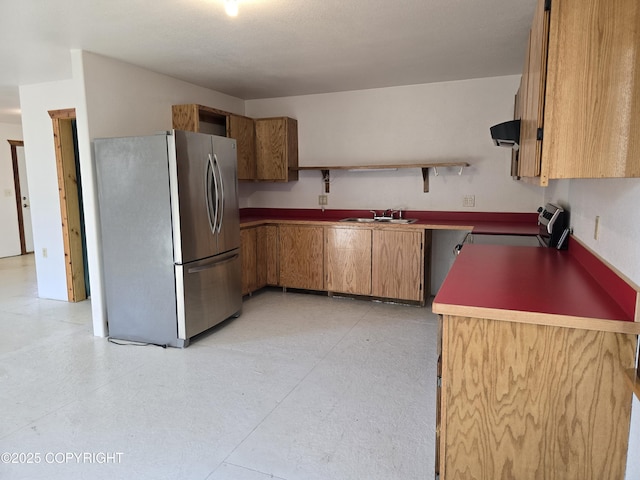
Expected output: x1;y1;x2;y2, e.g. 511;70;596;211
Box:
421;168;430;192
321;169;330;193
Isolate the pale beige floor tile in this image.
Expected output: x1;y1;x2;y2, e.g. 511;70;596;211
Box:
0;255;436;480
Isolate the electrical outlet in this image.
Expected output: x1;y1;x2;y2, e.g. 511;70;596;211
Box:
463;195;475;208
42;248;47;258
318;195;328;206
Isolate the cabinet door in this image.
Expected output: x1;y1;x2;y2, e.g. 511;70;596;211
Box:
240;228;257;295
278;225;323;290
255;117;299;182
326;227;372;296
441;315;636;479
519;0;550;179
258;225;279;286
543;0;640;181
372;230;424;302
228;114;256;181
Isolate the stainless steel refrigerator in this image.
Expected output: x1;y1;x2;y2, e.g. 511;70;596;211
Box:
95;130;242;347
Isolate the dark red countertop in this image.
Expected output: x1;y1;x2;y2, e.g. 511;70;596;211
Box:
240;208;539;235
432;240;640;334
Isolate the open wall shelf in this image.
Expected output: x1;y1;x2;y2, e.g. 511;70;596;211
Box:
296;162;470;193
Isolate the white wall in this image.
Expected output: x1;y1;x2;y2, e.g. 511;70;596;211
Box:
19;79;79;300
0;122;24;258
18;50;246;332
75;51;246;336
244;76;546;292
244;76;545;212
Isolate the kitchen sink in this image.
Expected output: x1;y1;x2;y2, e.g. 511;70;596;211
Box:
340;217;417;224
340;217;375;223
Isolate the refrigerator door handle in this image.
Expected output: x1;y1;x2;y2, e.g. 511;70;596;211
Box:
205;154;217;234
213;153;225;234
186;253;239;274
211;153;221;235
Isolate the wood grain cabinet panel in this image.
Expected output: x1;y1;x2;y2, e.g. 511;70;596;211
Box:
255;117;299;182
259;225;279;287
228;114;256;181
518;0;640;185
171;104;200;132
326;227;372;296
241;223;431;303
173;105;299;183
171;104;227;136
241;225;279;295
240;228;258;296
518;0;548;178
439;315;637;479
278;225;323;290
372;230;426;302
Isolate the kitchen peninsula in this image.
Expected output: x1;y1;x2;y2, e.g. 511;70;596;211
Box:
433;238;640;479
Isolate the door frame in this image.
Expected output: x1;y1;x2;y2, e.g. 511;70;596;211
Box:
49;108;87;302
8;140;27;255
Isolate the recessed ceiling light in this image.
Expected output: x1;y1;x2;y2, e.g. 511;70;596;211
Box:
225;0;239;17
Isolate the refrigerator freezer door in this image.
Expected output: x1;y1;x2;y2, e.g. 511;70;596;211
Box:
171;130;218;264
212;136;241;254
176;249;242;340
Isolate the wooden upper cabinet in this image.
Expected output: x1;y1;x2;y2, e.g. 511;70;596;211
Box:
326;227;372;296
518;0;549;179
518;0;640;185
172;106;299;183
255;117;299;182
227;114;256;181
171;104;228;136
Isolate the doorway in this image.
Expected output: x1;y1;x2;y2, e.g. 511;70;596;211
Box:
8;140;33;255
49;108;89;302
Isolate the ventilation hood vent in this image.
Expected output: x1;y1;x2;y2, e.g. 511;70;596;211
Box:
490;120;521;149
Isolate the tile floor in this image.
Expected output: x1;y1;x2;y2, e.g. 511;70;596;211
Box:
0;254;438;479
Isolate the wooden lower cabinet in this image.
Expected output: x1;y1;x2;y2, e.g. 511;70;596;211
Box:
438;314;637;479
278;225;324;290
372;229;428;302
240;228;258;295
326;227;372;296
259;225;279;286
240;225;279;295
241;223;431;304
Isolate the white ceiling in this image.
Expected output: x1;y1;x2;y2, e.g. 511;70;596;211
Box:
0;0;536;124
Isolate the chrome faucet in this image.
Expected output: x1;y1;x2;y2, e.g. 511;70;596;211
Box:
383;209;397;219
370;209;398;220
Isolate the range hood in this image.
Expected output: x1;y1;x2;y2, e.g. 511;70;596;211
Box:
490;120;520;149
